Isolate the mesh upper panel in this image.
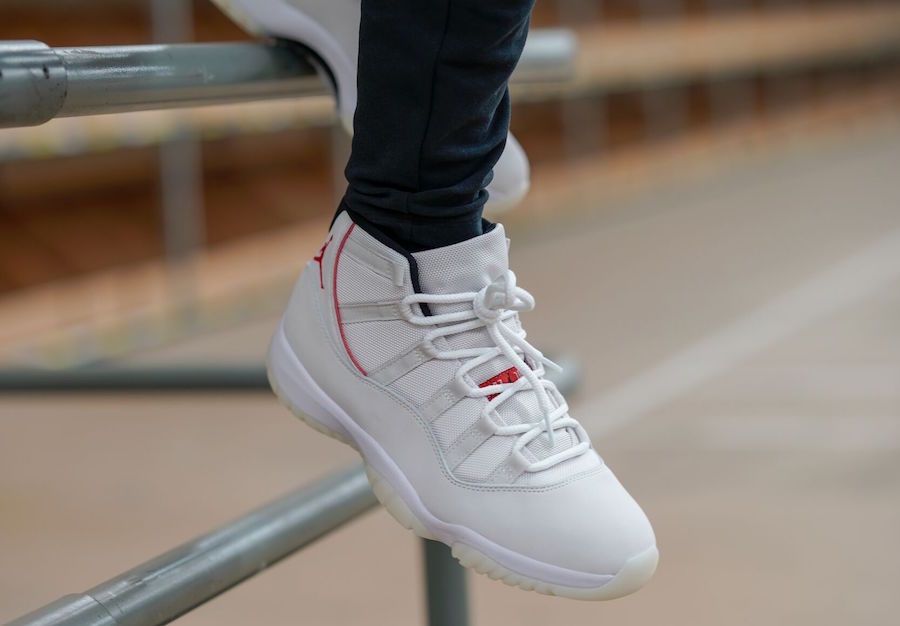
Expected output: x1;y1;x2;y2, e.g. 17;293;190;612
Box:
334;219;602;485
343;321;427;373
393;359;460;405
514;449;603;487
411;225;588;468
337;253;407;304
526;427;576;459
492;384;542;427
412;225;509;296
431;398;484;450
454;436;516;482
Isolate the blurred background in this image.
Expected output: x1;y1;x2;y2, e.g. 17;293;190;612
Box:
1;0;899;624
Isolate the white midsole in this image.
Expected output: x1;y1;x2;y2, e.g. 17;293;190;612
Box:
213;0;357;129
267;321;621;590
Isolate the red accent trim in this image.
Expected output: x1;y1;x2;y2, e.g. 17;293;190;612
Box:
333;225;368;376
480;367;520;400
313;235;333;289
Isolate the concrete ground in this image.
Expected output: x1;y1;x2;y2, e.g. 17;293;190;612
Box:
1;123;899;625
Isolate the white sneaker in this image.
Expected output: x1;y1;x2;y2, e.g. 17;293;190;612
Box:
211;0;531;212
267;211;658;600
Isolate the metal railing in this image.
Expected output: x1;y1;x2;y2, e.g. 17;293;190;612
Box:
6;465;378;626
0;30;577;626
0;358;580;394
0;360;579;626
0;31;575;128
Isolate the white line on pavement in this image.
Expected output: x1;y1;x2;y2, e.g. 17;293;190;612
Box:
578;227;900;436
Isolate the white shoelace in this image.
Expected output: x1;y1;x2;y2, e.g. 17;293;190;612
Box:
401;270;591;472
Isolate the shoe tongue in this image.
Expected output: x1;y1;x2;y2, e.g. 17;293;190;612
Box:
410;223;511;389
412;225;577;461
412;224;509;295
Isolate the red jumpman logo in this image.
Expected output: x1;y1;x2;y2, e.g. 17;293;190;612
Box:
313;235;333;289
480;366;521;400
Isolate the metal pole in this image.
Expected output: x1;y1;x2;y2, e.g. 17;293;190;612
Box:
0;40;66;127
517;28;577;84
0;40;324;128
637;0;689;140
557;0;605;158
151;0;207;328
0;30;576;128
6;465;377;626
707;0;758;126
0;365;271;392
0;357;580;395
423;540;470;626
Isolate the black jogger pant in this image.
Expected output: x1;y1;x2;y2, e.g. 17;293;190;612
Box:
340;0;536;251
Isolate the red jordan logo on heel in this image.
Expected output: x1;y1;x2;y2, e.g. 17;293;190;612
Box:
313;236;333;289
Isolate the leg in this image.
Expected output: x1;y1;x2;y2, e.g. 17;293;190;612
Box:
342;0;536;251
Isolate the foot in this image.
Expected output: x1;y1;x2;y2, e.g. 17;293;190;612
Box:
211;0;531;212
267;212;658;600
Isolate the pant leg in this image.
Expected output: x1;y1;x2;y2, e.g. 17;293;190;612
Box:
341;0;536;251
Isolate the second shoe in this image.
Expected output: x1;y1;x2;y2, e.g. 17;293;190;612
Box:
211;0;531;211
